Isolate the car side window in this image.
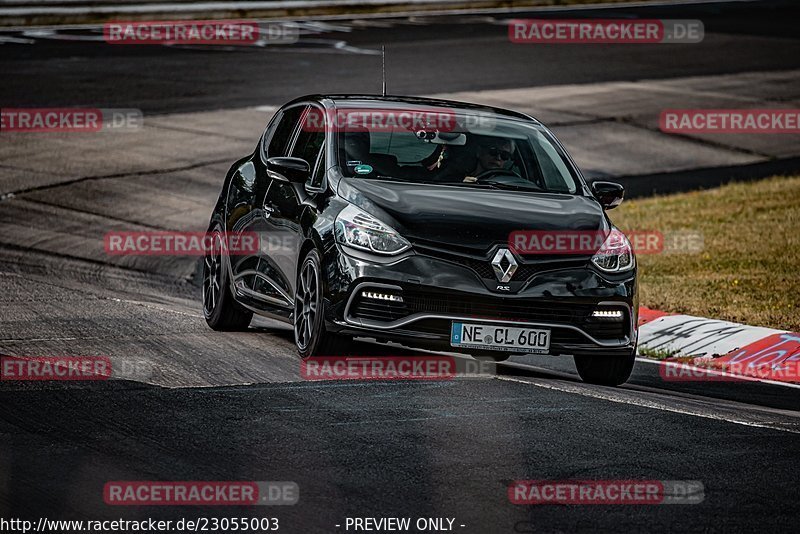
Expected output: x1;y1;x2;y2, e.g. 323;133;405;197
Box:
291;120;325;166
265;105;307;158
289;106;326;191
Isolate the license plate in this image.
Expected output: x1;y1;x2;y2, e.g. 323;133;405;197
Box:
450;322;551;354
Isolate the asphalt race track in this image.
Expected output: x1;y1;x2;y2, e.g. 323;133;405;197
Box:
1;1;800;532
1;0;800;113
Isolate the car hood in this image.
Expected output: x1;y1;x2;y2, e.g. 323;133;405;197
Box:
338;178;608;253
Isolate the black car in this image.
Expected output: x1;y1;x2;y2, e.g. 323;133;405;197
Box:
203;95;638;385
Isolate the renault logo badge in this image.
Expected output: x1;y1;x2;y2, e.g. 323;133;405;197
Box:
491;248;518;283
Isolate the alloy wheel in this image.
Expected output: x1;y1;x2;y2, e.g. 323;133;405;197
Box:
294;260;319;351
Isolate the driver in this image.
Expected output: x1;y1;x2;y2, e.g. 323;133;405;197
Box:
463;138;515;182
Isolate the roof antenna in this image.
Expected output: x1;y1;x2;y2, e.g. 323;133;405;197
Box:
381;45;387;96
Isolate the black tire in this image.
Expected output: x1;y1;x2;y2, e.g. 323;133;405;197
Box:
295;249;351;358
202;228;253;331
573;352;636;386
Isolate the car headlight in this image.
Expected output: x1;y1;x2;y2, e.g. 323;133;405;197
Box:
335;204;411;255
591;228;635;273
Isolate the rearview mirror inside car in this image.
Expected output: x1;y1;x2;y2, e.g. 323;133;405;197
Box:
591;181;625;210
267;157;310;184
416;130;467;145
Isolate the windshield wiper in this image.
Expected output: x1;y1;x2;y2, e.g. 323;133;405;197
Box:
370;175;414;182
479;180;542;192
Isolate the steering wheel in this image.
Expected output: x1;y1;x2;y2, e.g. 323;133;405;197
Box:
474;168;523;183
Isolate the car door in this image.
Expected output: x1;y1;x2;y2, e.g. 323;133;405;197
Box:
255;105;326;308
223;105;303;304
225;156;262;293
246;104;310;309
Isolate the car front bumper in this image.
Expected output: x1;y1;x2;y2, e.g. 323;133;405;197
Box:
323;246;638;357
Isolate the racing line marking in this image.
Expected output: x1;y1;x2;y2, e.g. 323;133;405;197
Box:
496;374;800;434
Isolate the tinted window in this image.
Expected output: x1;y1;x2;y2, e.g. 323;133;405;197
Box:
291;108;325;165
369;133;437;164
266;105;306;158
336;110;579;194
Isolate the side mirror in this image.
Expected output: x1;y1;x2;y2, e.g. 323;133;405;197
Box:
591;181;625;210
266;157;310;184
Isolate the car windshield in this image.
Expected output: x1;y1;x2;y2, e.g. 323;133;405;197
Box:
332;107;580;194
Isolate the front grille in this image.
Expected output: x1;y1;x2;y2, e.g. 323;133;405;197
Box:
415;243;583;283
349;287;629;342
462;257;494;279
456;257;540;282
403;290;594;323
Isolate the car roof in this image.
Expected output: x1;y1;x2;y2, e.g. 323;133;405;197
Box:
282;94;540;124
